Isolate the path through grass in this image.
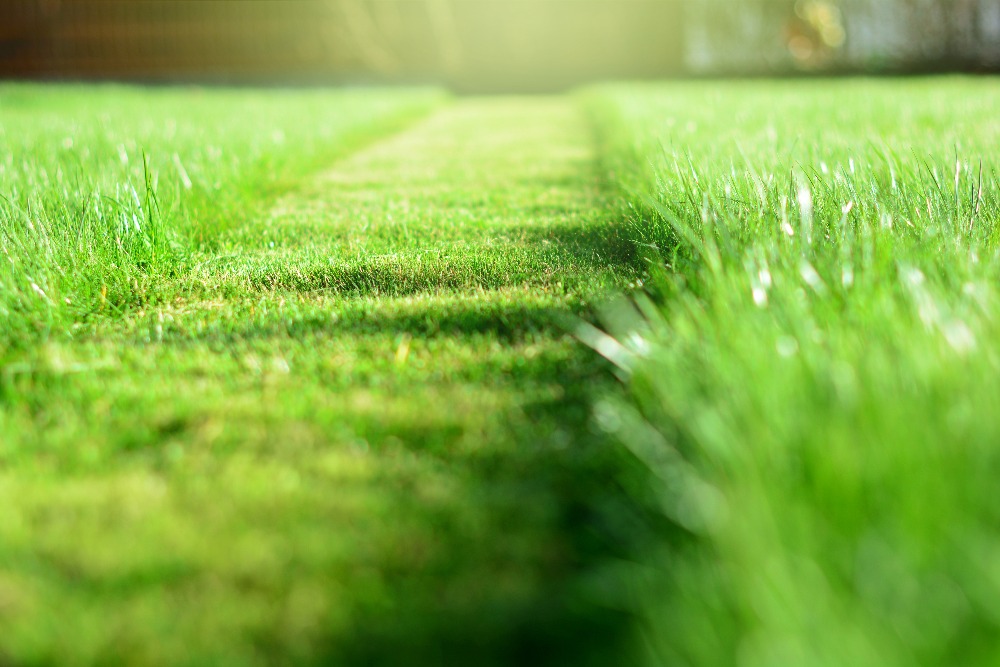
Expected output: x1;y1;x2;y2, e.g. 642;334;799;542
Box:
1;93;639;665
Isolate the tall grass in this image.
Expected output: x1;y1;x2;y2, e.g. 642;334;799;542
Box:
582;79;1000;666
0;85;441;346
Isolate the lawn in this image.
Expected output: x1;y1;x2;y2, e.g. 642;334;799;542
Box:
582;79;1000;667
0;88;641;665
3;79;1000;666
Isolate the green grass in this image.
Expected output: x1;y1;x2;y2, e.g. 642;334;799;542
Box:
0;84;443;344
9;78;996;667
582;78;1000;666
0;89;641;665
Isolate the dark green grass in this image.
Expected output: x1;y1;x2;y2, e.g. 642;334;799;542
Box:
0;91;640;665
583;78;1000;666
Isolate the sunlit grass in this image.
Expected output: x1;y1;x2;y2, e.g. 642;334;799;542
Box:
0;84;443;344
583;78;1000;666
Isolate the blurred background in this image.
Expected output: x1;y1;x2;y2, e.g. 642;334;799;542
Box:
1;0;998;92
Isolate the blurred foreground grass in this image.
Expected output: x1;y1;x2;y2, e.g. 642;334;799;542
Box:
583;79;1000;666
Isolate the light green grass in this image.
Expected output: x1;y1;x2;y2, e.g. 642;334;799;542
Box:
583;78;1000;666
0;89;640;666
0;84;442;343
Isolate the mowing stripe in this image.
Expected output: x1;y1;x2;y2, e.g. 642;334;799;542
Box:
1;98;639;665
199;97;636;299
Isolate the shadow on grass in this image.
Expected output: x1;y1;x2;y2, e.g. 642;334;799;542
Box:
313;349;646;667
201;218;642;299
154;301;575;349
516;218;641;274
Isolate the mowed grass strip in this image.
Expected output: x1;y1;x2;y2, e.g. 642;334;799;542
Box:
1;95;640;665
583;79;1000;666
194;99;635;297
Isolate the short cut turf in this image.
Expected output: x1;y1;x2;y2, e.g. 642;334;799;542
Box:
0;89;638;665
